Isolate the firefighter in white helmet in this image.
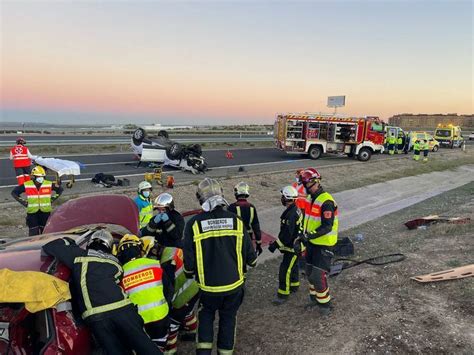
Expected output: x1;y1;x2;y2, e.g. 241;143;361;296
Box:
142;193;185;248
268;185;303;304
228;182;263;255
134;181;153;229
11;165;63;236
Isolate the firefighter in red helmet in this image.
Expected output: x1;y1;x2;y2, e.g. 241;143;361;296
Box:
296;167;338;315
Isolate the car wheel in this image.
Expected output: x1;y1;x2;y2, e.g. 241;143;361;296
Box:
357;147;372;162
158;130;169;139
166;143;183;159
308;145;322;160
132;128;146;145
432;145;439;152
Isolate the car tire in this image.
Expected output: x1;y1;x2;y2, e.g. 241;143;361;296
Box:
357;147;372;162
308;145;322;160
432;145;439;152
132;128;146;145
166;143;183;160
158;130;169;139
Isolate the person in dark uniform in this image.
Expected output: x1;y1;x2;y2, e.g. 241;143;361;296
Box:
228;182;263;255
269;186;302;305
183;178;257;354
296;168;338;315
42;230;162;355
141;193;185;248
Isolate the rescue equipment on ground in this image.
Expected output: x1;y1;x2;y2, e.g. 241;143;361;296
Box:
166;175;175;188
35;157;82;188
153;167;163;185
411;264;473;283
330;253;406;276
404;215;471;230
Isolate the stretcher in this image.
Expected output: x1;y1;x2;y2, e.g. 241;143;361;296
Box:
35;157;82;188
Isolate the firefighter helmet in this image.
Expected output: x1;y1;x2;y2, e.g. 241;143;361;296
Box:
138;181;153;193
16;137;26;145
117;234;142;253
196;178;223;204
153;193;174;210
31;166;46;177
87;230;114;252
280;185;298;200
234;182;250;198
300;168;321;186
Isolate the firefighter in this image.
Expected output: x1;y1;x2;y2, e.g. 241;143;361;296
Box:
11;166;63;236
403;132;411;154
42;230;161;355
413;140;421;161
142;193;185;248
421;139;429;162
268;186;302;305
228;182;263;255
143;239;200;354
135;181;154;229
296;168;338;315
117;234;172;352
387;133;396;155
396;133;404;154
9;137;37;186
183;178;257;354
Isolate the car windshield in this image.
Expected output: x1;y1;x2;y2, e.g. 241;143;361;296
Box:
436;129;451;137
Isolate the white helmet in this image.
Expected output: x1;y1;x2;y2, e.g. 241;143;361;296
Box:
138;181;152;193
234;182;250;197
87;230;114;252
280;185;298;200
154;193;174;210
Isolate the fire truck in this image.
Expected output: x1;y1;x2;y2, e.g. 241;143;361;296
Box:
274;113;385;161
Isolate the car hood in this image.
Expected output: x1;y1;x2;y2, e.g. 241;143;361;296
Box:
44;194;139;235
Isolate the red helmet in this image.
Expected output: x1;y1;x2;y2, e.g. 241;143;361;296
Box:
300;168;321;186
16;137;26;145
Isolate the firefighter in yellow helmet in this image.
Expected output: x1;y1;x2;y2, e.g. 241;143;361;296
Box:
117;234;173;352
183;178;257;354
11;165;63;236
228;182;263;255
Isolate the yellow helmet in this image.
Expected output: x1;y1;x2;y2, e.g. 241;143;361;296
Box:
117;234;142;253
141;236;156;256
31;166;46;177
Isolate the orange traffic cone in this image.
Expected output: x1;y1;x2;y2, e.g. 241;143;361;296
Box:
226;150;234;159
166;175;175;188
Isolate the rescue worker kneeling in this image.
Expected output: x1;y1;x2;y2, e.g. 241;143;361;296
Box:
117;234;173;352
42;230;161;355
142;238;200;354
183;178;257;355
268;186;302;305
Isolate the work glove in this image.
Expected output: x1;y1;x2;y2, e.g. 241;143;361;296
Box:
268;241;278;253
153;213;163;223
161;213;170;222
255;243;263;256
293;240;302;254
298;233;309;245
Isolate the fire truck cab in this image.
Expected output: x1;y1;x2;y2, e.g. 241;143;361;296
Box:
274;113;385;161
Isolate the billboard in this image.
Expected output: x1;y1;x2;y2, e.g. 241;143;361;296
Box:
327;96;346;108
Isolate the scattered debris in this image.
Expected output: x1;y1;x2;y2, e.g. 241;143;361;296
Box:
354;233;364;242
238;166;246;172
411;264;474;283
404;215;471;230
260;181;270;187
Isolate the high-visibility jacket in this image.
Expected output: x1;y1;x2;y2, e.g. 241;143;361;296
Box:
413;142;421;151
161;247;199;309
24;180;53;214
301;192;339;246
397;137;403;145
122;258;169;323
134;195;153;228
10;145;32;168
420;142;429;151
387;136;397;145
291;182;307;209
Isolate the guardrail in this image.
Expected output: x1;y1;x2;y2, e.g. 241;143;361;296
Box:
0;137;274;147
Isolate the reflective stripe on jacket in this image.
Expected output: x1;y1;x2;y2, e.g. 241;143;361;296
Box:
302;192;339;246
122;258;169;323
24;180;53;214
10;145;31;168
135;195;154;228
161;247;199;309
235;205;254;234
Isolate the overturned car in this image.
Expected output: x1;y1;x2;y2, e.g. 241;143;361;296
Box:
131;128;207;174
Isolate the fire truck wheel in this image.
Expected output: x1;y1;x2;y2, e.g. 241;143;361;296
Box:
308;145;322;160
357;147;372;162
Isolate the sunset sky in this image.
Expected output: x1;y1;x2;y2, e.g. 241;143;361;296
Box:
1;0;472;125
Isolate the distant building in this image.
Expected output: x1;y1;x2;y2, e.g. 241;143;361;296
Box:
388;113;474;131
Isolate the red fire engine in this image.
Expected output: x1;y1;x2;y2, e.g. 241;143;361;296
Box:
274;113;385;161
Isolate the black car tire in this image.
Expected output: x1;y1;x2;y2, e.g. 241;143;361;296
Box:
166;143;183;159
